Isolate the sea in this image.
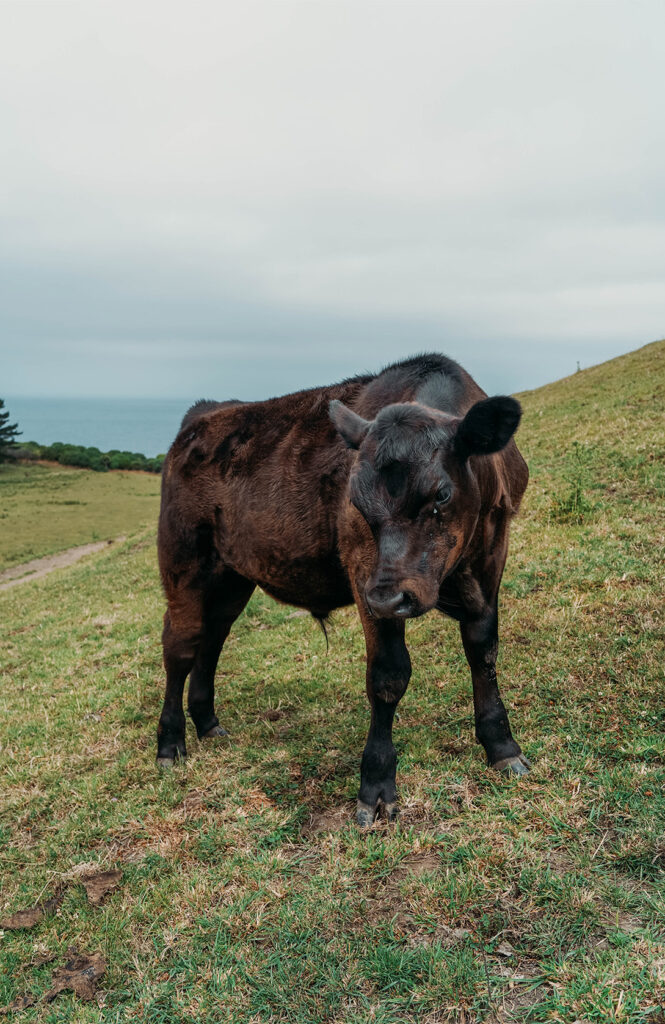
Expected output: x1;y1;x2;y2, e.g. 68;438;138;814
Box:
5;396;191;458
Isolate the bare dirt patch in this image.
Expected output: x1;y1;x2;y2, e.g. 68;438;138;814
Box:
542;848;578;874
600;907;646;933
358;849;463;944
302;797;441;836
106;815;191;863
304;803;354;834
238;787;277;816
392;850;441;879
0;536;126;591
395;796;441;828
360;898;472;948
492;958;549;1021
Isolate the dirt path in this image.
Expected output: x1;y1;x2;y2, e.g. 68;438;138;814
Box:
0;536;126;592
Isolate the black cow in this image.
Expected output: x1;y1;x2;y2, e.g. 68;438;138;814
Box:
157;354;529;825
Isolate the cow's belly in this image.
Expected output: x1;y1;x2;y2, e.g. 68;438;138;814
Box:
230;546;354;616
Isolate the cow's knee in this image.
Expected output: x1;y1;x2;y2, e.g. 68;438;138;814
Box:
369;644;412;704
162;607;202;667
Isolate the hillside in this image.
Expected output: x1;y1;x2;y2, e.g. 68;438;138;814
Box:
519;338;664;509
0;464;161;571
0;342;663;1022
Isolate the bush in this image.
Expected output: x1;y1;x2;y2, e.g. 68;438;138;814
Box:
21;441;163;474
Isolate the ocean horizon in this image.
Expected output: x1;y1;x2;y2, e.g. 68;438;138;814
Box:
4;396;194;458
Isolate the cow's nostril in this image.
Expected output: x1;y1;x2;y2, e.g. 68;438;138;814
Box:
366;587;415;618
385;591;405;612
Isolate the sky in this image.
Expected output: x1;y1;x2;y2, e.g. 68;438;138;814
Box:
1;0;664;401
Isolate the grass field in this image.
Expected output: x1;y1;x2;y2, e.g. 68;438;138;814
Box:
0;464;161;571
0;341;664;1022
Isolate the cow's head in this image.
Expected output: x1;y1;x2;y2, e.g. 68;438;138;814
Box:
330;396;521;619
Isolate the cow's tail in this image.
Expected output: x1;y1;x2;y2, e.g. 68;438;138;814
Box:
313;614;329;652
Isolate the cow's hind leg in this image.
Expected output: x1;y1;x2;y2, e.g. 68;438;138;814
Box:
187;570;255;741
460;603;529;776
157;594;202;766
357;615;412;827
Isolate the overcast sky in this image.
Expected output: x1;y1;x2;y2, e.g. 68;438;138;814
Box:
1;0;664;400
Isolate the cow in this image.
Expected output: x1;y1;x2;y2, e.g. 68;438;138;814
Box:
156;354;530;826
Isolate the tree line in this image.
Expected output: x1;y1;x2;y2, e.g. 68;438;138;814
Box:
0;399;163;473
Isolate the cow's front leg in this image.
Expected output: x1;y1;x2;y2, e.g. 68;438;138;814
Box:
357;617;412;826
459;604;529;775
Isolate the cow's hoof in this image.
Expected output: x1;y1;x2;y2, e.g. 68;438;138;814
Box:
382;801;399;822
202;724;228;739
156;742;187;768
492;754;531;776
356;799;399;827
356;800;378;828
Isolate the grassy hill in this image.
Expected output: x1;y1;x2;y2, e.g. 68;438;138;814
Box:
0;341;663;1022
0;464;161;571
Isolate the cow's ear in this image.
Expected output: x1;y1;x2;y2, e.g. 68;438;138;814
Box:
454;396;521;460
329;400;371;450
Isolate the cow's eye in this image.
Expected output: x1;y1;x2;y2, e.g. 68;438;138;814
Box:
430;485;452;518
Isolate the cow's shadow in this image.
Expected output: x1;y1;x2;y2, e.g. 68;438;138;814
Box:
190;592;478;826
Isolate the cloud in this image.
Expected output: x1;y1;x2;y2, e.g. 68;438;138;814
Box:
1;0;663;397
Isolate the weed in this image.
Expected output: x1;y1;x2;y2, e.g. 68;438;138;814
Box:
551;441;597;523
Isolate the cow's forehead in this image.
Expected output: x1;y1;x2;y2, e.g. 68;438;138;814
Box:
365;403;455;470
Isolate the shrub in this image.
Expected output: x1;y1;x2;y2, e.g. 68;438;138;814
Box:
21;441;163;474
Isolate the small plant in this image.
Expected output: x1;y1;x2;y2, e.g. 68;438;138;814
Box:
552;441;596;523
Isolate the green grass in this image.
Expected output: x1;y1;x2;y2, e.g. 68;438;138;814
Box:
0;463;161;571
1;340;664;1022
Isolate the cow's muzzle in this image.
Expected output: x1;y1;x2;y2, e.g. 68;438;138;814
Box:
365;584;418;619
